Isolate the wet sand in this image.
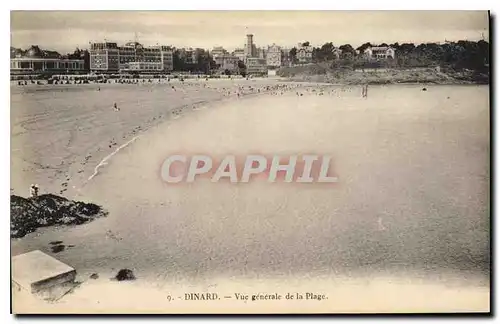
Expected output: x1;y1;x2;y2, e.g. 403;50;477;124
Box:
11;82;490;313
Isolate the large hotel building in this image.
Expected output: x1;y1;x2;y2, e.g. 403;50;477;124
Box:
89;41;174;73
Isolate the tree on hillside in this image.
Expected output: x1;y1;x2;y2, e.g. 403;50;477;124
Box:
390;42;400;50
68;48;79;59
285;39;489;77
289;47;298;64
339;44;356;58
302;41;310;47
195;49;214;74
237;60;247;77
173;50;186;71
316;42;335;61
399;43;415;54
356;42;372;54
312;47;320;62
80;49;90;72
477;39;490;66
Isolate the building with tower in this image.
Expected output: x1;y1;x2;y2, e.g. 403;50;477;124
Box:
245;34;255;58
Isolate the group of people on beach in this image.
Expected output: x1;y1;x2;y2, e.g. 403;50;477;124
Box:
98;81;372;114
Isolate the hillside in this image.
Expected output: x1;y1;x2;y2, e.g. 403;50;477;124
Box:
277;64;489;85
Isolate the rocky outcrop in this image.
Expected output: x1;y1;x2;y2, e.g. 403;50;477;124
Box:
11;194;107;238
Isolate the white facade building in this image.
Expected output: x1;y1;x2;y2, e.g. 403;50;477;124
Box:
364;46;396;60
297;43;313;64
245;57;267;75
232;48;246;62
216;54;239;73
266;44;282;68
90;41;173;73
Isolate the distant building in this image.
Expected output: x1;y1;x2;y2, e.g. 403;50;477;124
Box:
220;54;240;73
10;45;85;75
159;46;174;71
364;46;396;60
266;44;282;68
125;62;164;72
118;42;144;70
232;48;246;62
332;47;342;59
213;53;239;73
256;47;266;59
297;43;313;64
245;34;255;58
90;42;119;72
90;41;173;73
213;47;228;66
178;48;198;65
211;46;228;60
245;57;267;75
281;48;292;67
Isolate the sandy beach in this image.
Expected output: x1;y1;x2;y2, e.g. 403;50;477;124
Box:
10;78;298;197
11;79;490;313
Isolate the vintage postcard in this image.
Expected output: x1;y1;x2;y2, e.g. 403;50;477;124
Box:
10;10;490;314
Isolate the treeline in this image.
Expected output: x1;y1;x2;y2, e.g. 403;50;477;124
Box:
172;48;217;73
172;49;248;75
289;40;490;72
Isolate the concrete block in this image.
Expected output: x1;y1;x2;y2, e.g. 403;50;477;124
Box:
12;250;76;294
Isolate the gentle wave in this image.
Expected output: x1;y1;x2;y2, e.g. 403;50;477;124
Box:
86;135;141;183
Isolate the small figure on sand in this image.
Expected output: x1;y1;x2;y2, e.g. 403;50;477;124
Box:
113;103;120;112
377;217;386;231
30;184;39;198
362;84;369;98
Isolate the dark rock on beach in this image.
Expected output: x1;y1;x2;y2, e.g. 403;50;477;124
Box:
51;244;65;253
114;269;136;281
10;194;108;238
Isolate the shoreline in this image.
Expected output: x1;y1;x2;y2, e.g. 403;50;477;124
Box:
10;78;306;200
10;79;313;239
10;79;467;202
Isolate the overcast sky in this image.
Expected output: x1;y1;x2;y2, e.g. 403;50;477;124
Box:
11;11;489;53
